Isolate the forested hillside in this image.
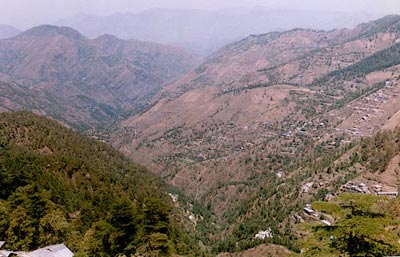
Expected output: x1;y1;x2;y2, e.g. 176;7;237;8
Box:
314;42;400;86
0;112;203;257
214;128;400;256
299;193;400;256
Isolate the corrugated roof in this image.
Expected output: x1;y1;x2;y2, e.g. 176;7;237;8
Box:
27;244;73;257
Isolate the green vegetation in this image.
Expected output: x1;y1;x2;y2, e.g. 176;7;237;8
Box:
207;125;400;255
351;15;400;40
299;194;400;257
0;112;203;256
314;43;400;86
360;130;400;173
294;128;400;256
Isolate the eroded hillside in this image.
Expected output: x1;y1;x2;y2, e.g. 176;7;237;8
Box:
111;15;400;254
0;25;199;129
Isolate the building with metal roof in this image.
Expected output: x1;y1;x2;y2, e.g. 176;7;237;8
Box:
27;244;73;257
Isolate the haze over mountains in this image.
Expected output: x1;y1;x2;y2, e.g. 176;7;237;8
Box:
0;25;198;129
2;5;400;256
116;15;400;186
57;8;380;55
0;24;21;39
109;15;400;252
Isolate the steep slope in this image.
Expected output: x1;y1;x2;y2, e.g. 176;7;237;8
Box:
111;15;400;253
161;15;400;97
115;15;400;196
0;111;202;257
298;193;400;257
0;25;198;130
292;128;400;256
212;104;400;255
0;24;20;39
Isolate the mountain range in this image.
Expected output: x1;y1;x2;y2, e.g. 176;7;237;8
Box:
1;14;400;256
56;8;380;55
0;25;198;129
115;14;400;197
110;14;400;252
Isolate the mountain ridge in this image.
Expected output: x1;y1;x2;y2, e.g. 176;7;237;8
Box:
3;14;400;256
16;24;84;39
56;8;381;55
0;24;21;39
0;25;199;130
110;15;400;253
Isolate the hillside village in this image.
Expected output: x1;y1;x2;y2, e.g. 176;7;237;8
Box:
298;180;399;225
3;8;400;257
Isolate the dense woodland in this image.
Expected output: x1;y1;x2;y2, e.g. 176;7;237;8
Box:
0;112;203;257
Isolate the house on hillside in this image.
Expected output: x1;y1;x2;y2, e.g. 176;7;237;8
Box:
303;207;315;215
377;191;399;197
254;228;273;240
28;244;73;257
0;243;73;257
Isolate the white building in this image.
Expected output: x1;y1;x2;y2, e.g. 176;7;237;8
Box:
254;228;273;240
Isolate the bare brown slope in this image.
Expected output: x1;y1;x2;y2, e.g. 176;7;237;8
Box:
159;29;342;97
113;17;399;196
0;25;199;129
110;16;400;252
151;15;400;102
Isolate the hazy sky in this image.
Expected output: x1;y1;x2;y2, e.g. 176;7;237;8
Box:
2;0;400;29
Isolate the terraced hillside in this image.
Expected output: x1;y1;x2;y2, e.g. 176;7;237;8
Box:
111;15;400;254
2;15;400;257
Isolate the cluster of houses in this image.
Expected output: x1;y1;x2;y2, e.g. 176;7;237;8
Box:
341;78;398;138
301;182;314;193
340;181;370;194
0;242;73;257
296;178;400;227
301;179;399;198
301;181;327;194
340;181;399;197
292;206;321;225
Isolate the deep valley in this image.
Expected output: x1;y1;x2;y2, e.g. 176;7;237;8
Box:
1;11;400;257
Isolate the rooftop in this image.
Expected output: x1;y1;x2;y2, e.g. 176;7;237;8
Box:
28;244;73;257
